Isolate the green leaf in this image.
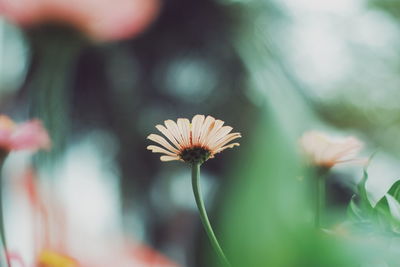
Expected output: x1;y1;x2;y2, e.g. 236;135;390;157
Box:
387;180;400;202
384;194;400;234
372;194;400;235
346;195;376;234
371;179;400;234
357;169;373;213
347;195;364;221
373;195;391;231
386;194;400;221
346;170;374;224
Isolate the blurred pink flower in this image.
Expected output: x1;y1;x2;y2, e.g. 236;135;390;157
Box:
7;251;26;267
13;169;180;267
34;245;180;267
0;0;160;41
299;130;366;168
0;115;50;153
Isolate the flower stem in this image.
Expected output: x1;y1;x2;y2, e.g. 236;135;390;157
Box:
0;153;11;267
191;163;231;267
315;173;326;229
28;26;84;166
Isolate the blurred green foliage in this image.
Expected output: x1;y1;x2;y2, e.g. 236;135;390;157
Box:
3;0;400;266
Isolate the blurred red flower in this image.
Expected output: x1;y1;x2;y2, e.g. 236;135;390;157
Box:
0;0;160;41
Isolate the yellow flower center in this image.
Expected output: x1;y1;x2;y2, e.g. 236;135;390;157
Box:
0;115;15;131
37;250;78;267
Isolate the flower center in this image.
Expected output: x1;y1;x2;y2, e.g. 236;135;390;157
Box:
0;116;15;132
180;146;211;164
37;250;78;267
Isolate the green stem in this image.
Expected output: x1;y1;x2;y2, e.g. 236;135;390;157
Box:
315;174;325;229
28;25;84;167
191;163;231;267
0;153;11;267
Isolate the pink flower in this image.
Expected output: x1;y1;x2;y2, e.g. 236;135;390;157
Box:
12;168;180;267
299;130;366;168
0;0;160;41
0;115;50;152
7;251;26;267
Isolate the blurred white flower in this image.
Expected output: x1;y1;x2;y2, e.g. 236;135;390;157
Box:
299;130;366;168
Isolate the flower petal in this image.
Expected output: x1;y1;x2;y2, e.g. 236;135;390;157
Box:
205;126;233;148
299;131;364;167
160;155;180;161
202;119;224;147
191;115;205;146
147;134;180;153
215;142;240;153
165;120;185;148
325;137;363;162
155;125;182;150
9;120;51;151
177;118;190;148
198;116;215;146
147;145;178;157
210;133;241;151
